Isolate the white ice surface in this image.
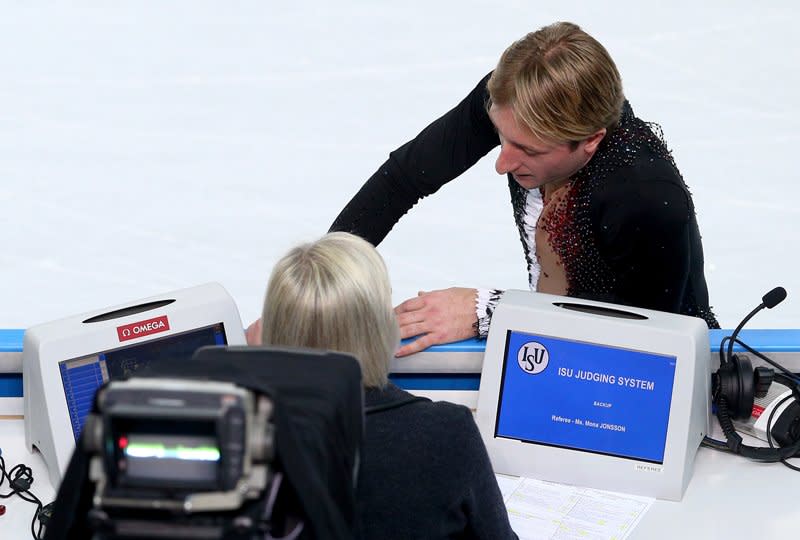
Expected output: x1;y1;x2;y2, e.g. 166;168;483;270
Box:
2;1;799;329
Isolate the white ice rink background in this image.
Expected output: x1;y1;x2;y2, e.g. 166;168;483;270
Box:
2;1;799;330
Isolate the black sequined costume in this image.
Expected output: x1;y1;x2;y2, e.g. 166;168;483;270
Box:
330;73;719;333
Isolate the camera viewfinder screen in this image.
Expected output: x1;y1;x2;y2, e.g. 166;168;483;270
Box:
120;433;220;483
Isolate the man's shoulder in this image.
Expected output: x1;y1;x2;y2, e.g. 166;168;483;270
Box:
592;103;683;185
590;133;689;202
600;141;681;182
585;137;694;233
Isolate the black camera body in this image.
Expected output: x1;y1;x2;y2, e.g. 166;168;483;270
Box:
45;347;364;540
82;378;274;535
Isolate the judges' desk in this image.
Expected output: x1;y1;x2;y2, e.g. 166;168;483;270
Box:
2;329;800;537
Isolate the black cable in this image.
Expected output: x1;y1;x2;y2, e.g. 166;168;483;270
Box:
766;393;800;472
707;373;800;465
709;335;800;465
715;396;744;455
701;436;735;452
0;453;46;540
718;334;727;367
707;288;800;467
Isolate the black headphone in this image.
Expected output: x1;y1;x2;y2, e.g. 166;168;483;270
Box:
709;287;800;462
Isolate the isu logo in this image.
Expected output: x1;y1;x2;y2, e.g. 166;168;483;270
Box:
117;315;170;342
517;341;549;375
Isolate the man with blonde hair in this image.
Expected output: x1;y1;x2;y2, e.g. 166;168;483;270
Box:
256;232;517;540
330;21;718;356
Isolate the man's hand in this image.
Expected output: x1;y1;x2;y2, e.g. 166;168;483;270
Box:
245;318;262;345
394;287;478;357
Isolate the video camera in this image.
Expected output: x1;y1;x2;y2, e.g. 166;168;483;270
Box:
82;378;275;538
44;346;364;540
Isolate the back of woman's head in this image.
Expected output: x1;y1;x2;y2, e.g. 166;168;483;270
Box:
261;232;398;388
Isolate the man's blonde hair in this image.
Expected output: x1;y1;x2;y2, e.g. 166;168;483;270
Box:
261;232;398;388
487;22;624;144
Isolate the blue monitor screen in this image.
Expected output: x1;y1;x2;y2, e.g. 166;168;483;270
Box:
58;323;227;441
495;330;677;464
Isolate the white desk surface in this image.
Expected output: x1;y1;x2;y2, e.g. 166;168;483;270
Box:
1;418;797;539
630;442;798;539
0;420;56;537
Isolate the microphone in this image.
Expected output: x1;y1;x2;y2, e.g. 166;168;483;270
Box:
726;286;788;365
762;287;787;309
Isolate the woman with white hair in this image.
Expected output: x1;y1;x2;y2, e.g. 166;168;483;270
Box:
256;232;516;540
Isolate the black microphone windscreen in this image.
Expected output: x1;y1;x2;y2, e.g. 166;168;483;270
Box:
762;287;787;309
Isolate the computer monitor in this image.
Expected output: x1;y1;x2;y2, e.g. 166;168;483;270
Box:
58;323;227;441
495;329;677;464
23;283;246;487
475;290;710;501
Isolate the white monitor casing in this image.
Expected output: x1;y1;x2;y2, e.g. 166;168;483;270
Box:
23;282;245;488
475;290;710;501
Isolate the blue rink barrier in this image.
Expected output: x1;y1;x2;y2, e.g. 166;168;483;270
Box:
0;329;24;352
1;328;800;397
0;329;25;398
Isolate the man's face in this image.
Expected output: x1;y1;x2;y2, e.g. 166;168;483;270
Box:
488;103;600;191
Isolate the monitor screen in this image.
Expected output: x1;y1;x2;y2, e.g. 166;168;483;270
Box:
122;433;220;483
495;329;677;464
58;323;227;440
118;421;221;487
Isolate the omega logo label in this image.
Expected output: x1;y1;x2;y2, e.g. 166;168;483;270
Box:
117;315;171;342
517;341;549;375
